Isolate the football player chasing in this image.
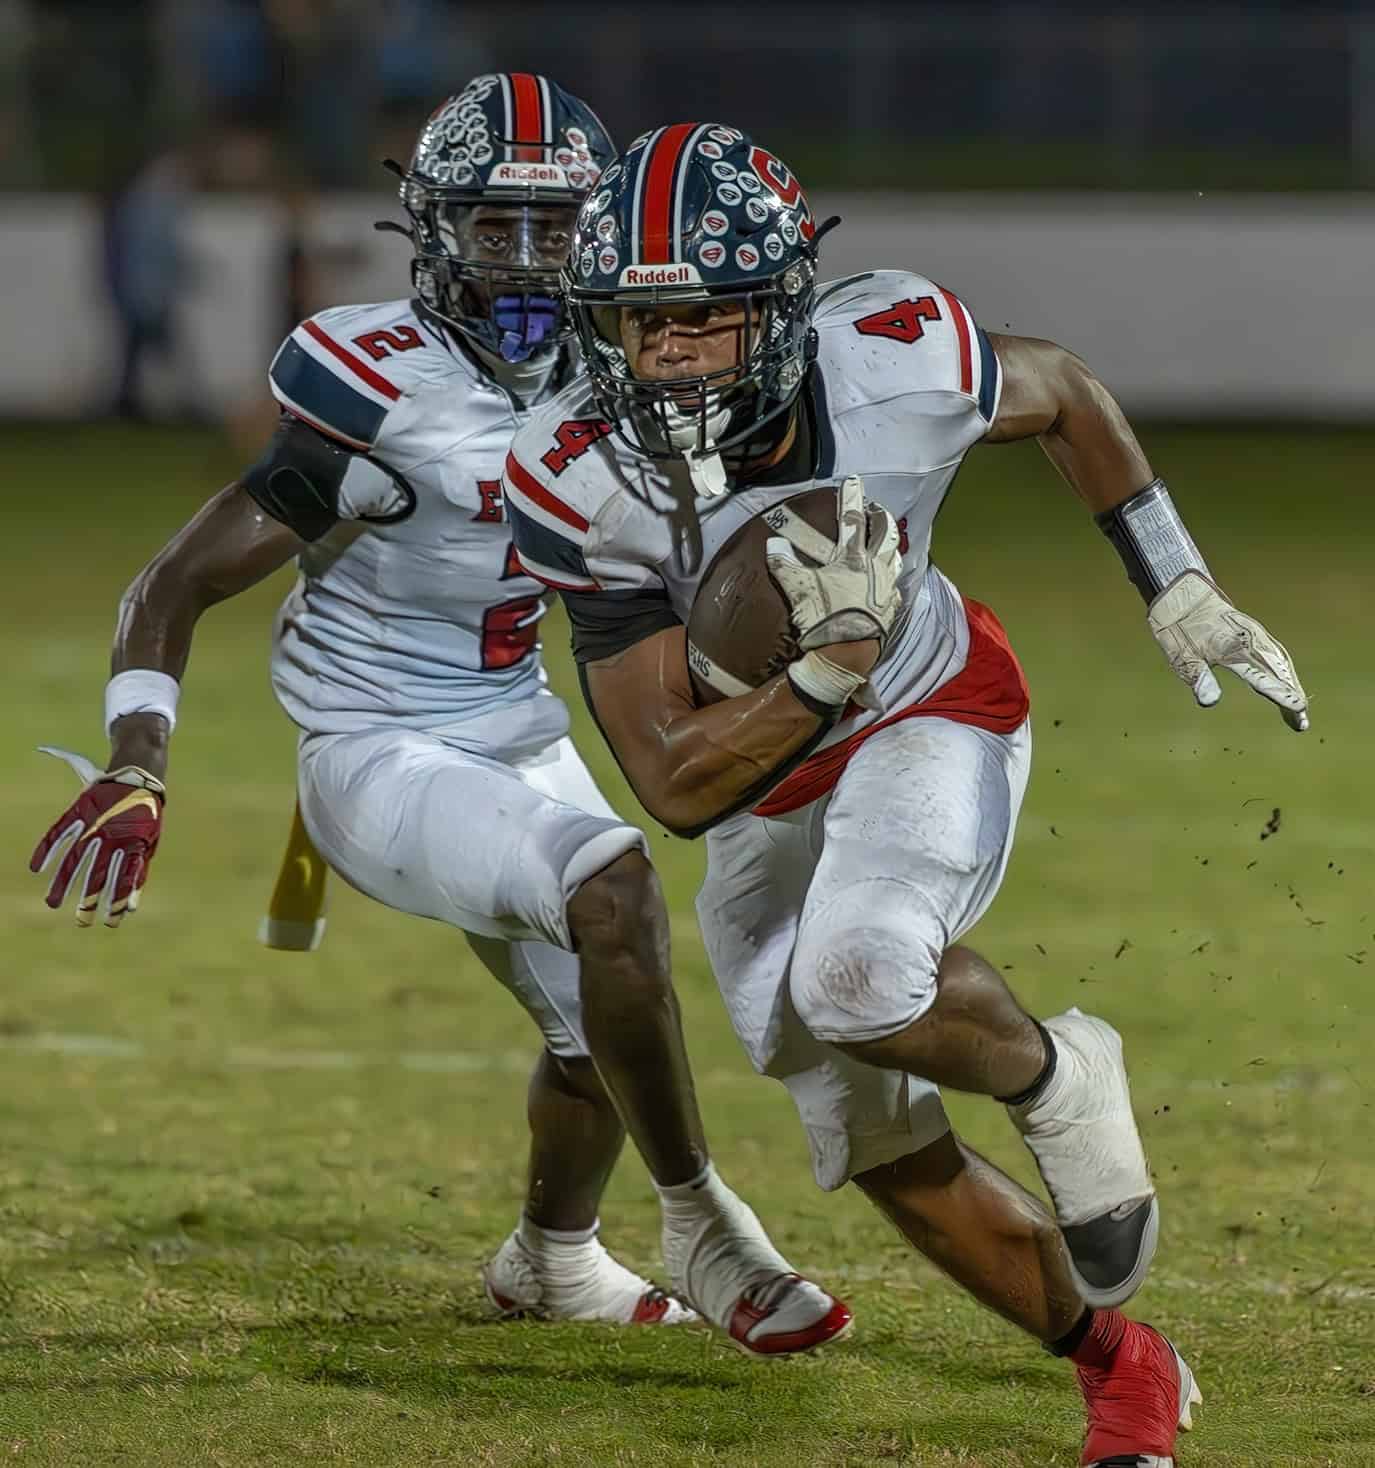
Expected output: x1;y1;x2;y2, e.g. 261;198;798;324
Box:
505;123;1308;1465
29;80;853;1357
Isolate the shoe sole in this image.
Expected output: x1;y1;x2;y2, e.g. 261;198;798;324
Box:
482;1272;540;1320
1066;1194;1160;1309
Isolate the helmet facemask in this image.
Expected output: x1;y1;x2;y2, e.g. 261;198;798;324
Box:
409;190;579;362
570;260;817;496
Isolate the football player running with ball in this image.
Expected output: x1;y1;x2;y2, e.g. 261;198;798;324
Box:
28;82;853;1357
505;123;1308;1464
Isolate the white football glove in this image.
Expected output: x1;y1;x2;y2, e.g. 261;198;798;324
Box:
1148;570;1309;731
765;476;902;651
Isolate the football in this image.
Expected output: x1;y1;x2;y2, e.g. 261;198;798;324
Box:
685;483;889;705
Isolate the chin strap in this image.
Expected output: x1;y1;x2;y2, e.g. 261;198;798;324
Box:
664;394;733;498
685;448;728;498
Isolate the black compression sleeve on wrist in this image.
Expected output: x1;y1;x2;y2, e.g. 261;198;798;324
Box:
1094;479;1209;604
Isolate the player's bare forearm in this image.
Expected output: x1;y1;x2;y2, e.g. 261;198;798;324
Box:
985;335;1309;729
985;334;1152;513
583;626;832;835
108;485;304;776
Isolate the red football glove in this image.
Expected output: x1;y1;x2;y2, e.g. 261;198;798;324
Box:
30;747;165;928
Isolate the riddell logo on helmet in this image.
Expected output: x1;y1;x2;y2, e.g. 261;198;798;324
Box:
618;263;703;286
489;162;569;186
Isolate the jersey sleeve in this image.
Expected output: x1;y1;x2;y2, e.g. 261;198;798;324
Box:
502;407;661;596
250;312;418;538
819;271;1003;468
268;313;405;452
241;413;415;542
502;447;603;592
928;285;1002;429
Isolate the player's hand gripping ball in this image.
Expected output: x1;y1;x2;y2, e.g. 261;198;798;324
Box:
686;477;900;706
766;476;902;652
29;747;165;927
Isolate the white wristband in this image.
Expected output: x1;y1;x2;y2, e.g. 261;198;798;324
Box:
104;669;181;737
788;650;868;710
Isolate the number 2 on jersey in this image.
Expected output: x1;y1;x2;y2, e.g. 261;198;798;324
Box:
854;297;941;345
352;326;424;360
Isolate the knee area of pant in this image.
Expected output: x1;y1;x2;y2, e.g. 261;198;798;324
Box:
790;913;943;1044
567;850;665;964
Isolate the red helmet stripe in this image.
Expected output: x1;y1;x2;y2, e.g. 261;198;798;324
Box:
641;122;697;264
509;72;545;162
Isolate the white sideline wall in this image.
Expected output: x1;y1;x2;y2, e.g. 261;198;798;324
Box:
2;193;1372;418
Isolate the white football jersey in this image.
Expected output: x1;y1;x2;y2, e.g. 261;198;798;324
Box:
502;270;1014;743
266;298;572;756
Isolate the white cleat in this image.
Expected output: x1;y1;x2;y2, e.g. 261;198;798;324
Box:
482;1223;696;1326
658;1167;852;1357
1007;1009;1158;1308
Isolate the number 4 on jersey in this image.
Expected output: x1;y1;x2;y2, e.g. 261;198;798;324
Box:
854;296;941;344
541;418;612;476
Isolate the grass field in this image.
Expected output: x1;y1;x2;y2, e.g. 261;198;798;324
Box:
1;421;1371;1467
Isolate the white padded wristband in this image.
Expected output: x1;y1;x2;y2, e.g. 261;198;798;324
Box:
104;669;181;736
788;650;868;710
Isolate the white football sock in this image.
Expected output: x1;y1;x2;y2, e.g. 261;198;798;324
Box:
515;1213;664;1322
655;1164;794;1327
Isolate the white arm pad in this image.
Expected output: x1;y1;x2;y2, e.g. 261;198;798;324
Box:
104;669;181;736
788;650;869;710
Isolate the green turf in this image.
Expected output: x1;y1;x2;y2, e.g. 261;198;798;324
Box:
1;422;1371;1466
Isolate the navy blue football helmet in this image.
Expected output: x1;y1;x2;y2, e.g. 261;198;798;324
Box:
565;123;835;489
391;74;614;363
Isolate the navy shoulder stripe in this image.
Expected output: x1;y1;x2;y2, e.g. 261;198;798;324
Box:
506;497;597;589
270;338;388;449
975;325;999;423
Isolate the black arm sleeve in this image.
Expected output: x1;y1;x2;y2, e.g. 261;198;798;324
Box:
562;586;684;665
240;413;353;543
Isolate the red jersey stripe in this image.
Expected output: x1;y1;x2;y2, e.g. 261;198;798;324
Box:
641;122;696;264
510;72;544;162
276;403;371;451
301;320;401;402
505;452;591;533
516;555;598;592
937;286;973;395
753;598;1029;819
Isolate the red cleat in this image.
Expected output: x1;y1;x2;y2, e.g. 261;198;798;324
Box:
1078;1319;1202;1467
726;1273;853;1356
658;1166;853;1358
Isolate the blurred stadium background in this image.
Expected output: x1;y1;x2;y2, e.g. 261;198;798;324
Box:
2;4;1372;1465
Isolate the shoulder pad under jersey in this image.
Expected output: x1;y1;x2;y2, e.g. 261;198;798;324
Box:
268;300;460;451
814;269;1002;428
